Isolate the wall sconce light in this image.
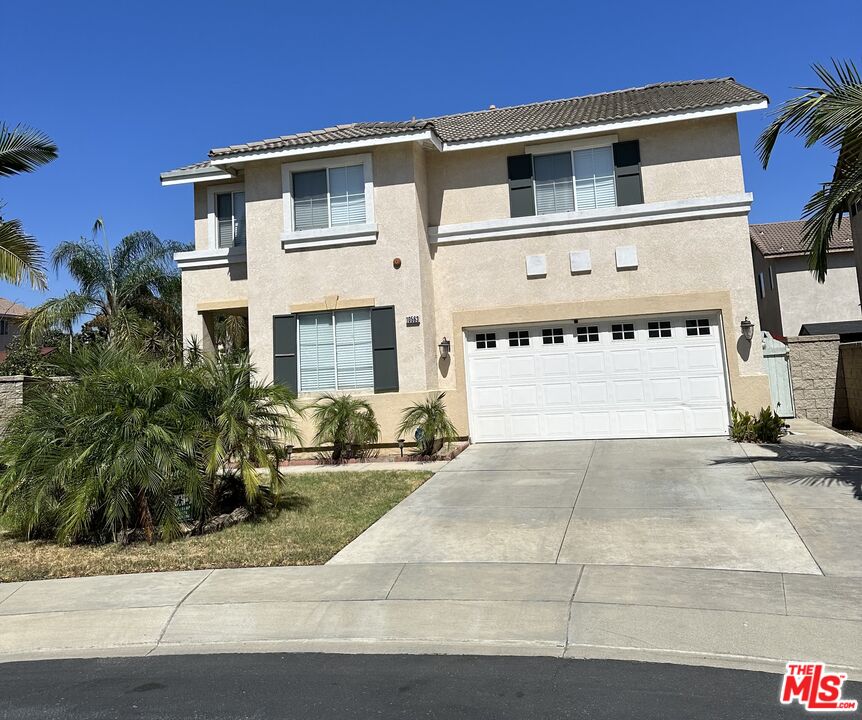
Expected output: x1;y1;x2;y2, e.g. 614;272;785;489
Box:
285;444;294;464
397;438;405;457
741;317;754;342
438;337;451;359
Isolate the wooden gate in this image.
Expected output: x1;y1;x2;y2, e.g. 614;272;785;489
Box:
762;331;795;418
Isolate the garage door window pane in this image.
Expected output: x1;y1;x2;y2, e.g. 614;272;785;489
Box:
508;330;529;347
648;321;672;339
542;328;564;344
576;326;599;342
612;323;635;340
476;332;496;349
686;318;711;336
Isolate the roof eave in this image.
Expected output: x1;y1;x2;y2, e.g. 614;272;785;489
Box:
159;166;236;187
209;129;442;167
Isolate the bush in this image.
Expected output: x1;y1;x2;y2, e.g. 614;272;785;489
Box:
311;394;380;463
0;346;303;544
729;404;784;443
396;392;459;457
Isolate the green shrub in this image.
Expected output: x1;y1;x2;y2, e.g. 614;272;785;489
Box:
729;404;784;443
0;346;302;544
311;394;380;463
396;392;459;457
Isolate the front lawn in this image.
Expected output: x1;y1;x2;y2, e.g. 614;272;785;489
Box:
0;470;429;582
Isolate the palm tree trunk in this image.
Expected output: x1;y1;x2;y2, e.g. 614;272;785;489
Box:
136;488;155;544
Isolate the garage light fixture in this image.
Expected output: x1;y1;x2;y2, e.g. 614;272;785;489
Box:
741;317;754;342
439;337;451;359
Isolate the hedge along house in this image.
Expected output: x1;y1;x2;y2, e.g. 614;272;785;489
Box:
162;78;771;444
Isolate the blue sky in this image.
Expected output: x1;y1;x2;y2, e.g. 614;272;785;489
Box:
2;0;860;309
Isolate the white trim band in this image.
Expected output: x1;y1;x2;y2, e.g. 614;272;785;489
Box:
174;247;247;270
429;193;754;245
281;223;379;252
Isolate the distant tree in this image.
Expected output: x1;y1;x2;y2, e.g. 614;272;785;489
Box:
0;123;56;288
758;60;862;282
21;219;188;359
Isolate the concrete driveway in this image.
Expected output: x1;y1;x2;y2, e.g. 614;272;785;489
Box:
330;432;860;576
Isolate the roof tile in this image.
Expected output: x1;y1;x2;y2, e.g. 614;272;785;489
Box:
749;220;853;257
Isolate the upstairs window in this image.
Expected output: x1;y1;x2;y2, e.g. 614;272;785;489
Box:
534;146;616;216
0;319;8;335
293;164;365;231
214;190;245;248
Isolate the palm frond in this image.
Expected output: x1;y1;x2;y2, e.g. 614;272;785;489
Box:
0;123;57;177
20;291;95;343
0;216;48;289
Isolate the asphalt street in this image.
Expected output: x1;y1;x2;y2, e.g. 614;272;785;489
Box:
1;653;851;719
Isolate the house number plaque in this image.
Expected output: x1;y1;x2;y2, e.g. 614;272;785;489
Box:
406;315;420;326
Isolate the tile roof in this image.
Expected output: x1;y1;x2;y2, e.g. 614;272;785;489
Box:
198;77;764;163
749;220;854;257
0;298;29;316
425;77;765;144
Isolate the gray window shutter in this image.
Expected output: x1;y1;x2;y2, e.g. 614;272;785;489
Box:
273;314;298;393
370;306;399;393
507;154;535;217
612;140;643;206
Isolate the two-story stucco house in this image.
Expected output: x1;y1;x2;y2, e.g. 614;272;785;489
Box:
750;219;861;338
161;77;771;443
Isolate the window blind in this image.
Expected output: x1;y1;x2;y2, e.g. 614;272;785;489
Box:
574;147;616;210
293;169;329;231
299;313;336;391
232;192;246;245
216;193;235;248
334;309;373;388
533;153;574;215
329;165;366;226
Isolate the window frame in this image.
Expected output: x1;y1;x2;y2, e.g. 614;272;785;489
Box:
576;325;600;343
542;327;565;345
296;308;374;393
611;323;636;341
206;182;246;250
475;332;497;350
527;135;618;216
647;320;672;339
282;153;375;234
508;329;530;347
686;318;711;337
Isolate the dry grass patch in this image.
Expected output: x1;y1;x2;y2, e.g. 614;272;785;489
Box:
0;470;429;582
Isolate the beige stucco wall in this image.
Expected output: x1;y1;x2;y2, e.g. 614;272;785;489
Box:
176;115;770;441
751;244;783;337
238;143;434;397
425;115;745;227
775;252;861;336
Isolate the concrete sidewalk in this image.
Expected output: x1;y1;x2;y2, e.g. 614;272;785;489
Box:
1;562;860;678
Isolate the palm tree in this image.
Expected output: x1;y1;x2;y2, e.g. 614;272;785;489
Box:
311;394;380;463
396;392;459;456
757;60;862;282
21;219;188;354
0;123;57;289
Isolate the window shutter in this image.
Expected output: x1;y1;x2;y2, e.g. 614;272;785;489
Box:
273;314;298;394
507;154;535;218
370;306;399;393
612;140;643;206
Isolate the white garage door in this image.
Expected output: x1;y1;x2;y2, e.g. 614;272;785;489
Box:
465;314;730;442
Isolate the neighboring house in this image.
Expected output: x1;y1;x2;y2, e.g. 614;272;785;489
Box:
749;220;860;338
0;298;29;353
162;77;771;443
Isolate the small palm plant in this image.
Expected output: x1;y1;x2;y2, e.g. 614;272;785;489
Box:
190;352;303;520
397;392;459;457
311;394;380;463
